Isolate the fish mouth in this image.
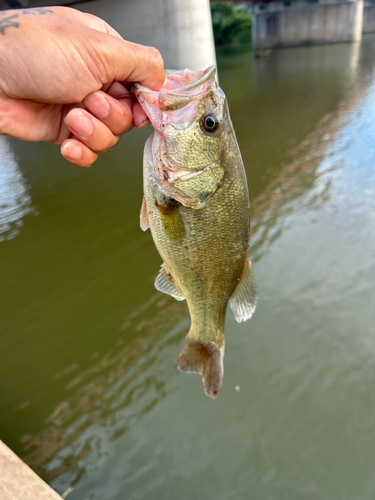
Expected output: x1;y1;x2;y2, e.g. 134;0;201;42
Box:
134;66;216;95
163;66;216;94
159;158;224;210
158;159;220;184
175;164;217;182
134;66;217;113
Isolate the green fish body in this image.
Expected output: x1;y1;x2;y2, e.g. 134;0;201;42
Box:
135;67;256;398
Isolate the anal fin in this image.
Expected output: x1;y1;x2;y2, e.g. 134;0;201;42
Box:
140;196;149;231
155;263;185;301
230;260;257;322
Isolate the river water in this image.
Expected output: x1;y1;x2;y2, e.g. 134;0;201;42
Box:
1;37;375;499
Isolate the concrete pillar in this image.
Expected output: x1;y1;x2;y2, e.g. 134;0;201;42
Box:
353;0;364;39
75;0;216;71
0;441;62;500
26;0;216;70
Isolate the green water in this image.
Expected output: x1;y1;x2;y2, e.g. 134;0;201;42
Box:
1;38;375;499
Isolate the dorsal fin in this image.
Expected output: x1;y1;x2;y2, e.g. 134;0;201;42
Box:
229;260;257;322
155;264;185;301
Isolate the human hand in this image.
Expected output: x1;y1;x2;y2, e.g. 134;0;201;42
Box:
0;7;164;167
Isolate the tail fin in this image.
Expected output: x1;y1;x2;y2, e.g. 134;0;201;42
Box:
177;338;224;399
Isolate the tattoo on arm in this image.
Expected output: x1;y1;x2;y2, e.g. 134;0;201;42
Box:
22;9;53;16
0;8;52;35
0;15;19;35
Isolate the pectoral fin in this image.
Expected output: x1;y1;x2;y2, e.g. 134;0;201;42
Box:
140;196;149;231
230;260;257;322
155;200;185;241
155;263;185;301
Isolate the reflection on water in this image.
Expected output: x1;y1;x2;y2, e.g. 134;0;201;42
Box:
21;295;188;488
0;137;35;241
249;100;356;261
1;36;375;500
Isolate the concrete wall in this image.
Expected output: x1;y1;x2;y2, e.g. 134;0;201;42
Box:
0;441;62;500
28;0;216;72
363;2;375;32
252;0;364;49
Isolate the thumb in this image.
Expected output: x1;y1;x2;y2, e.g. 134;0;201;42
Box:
87;29;165;91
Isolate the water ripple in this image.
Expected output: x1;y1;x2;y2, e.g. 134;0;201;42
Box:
0;137;35;241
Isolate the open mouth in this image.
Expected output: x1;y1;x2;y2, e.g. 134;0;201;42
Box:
135;66;216;96
134;66;217;116
158;158;220;185
157;160;195;183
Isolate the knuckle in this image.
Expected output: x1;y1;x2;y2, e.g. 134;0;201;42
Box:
94;134;119;153
148;47;164;71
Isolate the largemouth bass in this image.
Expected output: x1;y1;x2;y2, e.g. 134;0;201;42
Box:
135;66;256;398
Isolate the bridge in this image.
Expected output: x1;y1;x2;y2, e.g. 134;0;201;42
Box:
1;0;374;68
214;0;375;49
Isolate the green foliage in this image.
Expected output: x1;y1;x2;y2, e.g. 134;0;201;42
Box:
210;2;252;46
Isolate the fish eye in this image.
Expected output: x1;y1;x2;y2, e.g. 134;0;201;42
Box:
202;114;219;133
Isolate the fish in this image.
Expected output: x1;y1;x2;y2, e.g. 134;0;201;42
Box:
134;66;256;399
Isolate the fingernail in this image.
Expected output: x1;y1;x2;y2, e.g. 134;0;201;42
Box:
62;141;82;160
84;92;111;119
65;110;93;137
138;118;151;129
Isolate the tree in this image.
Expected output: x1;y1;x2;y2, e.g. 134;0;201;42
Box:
210;2;252;46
